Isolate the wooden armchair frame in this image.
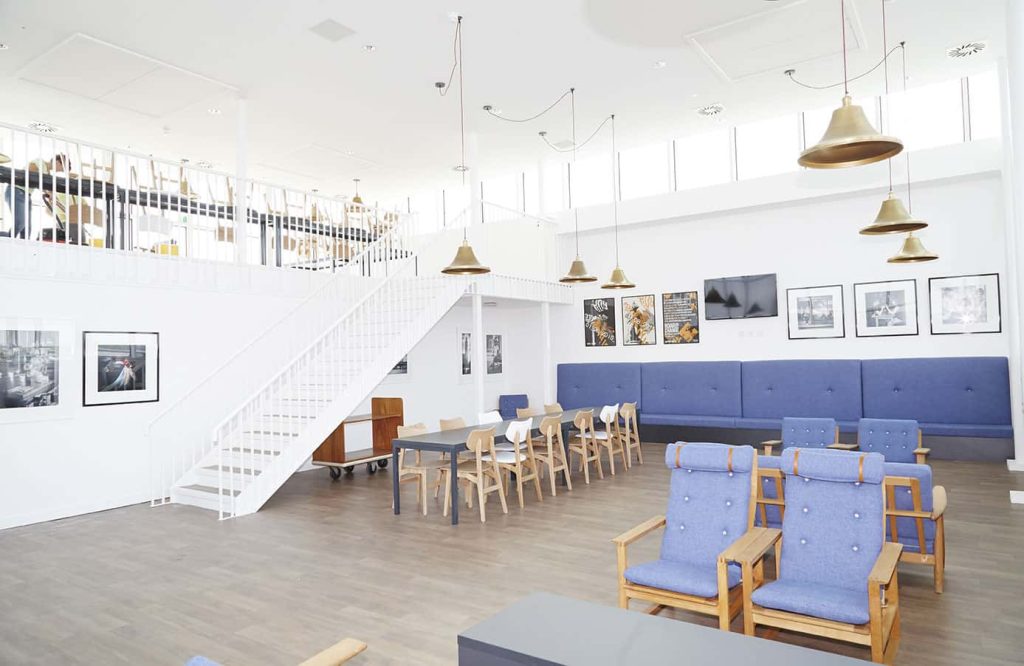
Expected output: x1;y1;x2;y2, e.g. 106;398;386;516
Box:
728;527;904;663
298;637;367;666
885;475;947;593
755;467;786;528
612;452;759;630
620;402;643;467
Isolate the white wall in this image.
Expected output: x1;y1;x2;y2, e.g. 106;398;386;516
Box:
552;171;1010;364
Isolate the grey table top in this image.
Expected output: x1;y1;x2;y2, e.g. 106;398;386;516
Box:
457;592;865;666
392;407;596;451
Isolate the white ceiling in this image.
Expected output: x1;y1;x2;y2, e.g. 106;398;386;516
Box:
0;0;1006;204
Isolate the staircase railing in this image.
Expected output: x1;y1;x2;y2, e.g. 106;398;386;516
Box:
146;216;414;505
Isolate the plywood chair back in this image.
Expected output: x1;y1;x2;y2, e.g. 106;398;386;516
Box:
620;402;643;466
504;418;533;454
596;403;627;474
534;414;572;495
440;416;467;431
450;427;507;522
544;402;563;414
613;443;758;630
396;423;428;469
516;406;543;418
497;419;544;508
883;461;946;593
570;409;603;483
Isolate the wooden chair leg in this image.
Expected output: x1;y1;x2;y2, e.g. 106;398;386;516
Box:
419;474;428;516
476;477;487;523
741;563;755;636
594;447;605;480
494;462;509;515
560;447;573;491
934;515;945;594
606;444;616;476
868;583;884;663
442;472;452;518
716;559;731;631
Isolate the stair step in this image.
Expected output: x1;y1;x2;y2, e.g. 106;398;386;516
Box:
243;429;299;437
226;447;283;455
201;465;261;475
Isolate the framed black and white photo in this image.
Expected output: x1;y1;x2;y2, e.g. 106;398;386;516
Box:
854;279;918;337
787;285;845;340
389;355;409;375
928;273;1001;335
486;334;503;375
584;298;616;347
83;331;160;406
0;319;74;422
459;331;472;375
662;291;699;344
622;295;657;346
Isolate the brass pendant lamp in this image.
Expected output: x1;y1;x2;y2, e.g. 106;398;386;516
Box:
560;88;597;283
888;232;938;263
351;178;363;205
441;16;490;276
602;114;635;290
799;0;902;169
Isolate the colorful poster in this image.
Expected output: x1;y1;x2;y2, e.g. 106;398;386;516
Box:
662;291;700;344
584;298;616;347
622;295;657;346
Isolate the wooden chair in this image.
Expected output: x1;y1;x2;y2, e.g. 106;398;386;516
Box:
761;417;850;456
884;461;947;593
438;427;508;522
568;409;603;484
729;449;902;664
543;402;563;414
620;402;643;467
394;424;445;516
859;418;930;464
532;414;573;496
434;416;469;497
516;406;543;418
614;443;758;630
594;403;628;475
298;638;367;666
492;418;543;509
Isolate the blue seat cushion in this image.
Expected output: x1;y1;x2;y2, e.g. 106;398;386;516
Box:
625;559;740;598
752;579;870;625
641;413;737;429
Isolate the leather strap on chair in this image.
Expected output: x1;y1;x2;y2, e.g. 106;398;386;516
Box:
726;447;734;473
674;442;688;468
857;454;865;483
792;449;800;477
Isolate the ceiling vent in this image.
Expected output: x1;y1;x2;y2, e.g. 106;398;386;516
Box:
28;121;60;134
696;103;724;118
309;19;356;43
946;42;986;59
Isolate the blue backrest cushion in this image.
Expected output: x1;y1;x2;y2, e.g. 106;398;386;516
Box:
779;448;885;590
882;461;936;545
782;417;837;449
642;361;742;417
859;418;919;463
557;363;642;410
497;394;529;420
660;443;755;566
861;357;1011;426
741;360;862;421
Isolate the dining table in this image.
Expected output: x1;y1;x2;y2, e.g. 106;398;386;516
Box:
391;406;599;525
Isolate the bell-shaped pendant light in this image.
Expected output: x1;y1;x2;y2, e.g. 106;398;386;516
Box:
799;0;902;169
602;114;636;290
442;233;490;275
860;193;927;235
559;89;598;284
351;178;363;205
561;257;596;283
888;232;938;263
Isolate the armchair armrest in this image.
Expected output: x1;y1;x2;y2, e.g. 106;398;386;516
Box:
868;542;904;585
828;443;859;451
299;638;367;666
759;439;782;456
931;485;947;519
914;447;931;464
612;515;666;547
719;527;781;566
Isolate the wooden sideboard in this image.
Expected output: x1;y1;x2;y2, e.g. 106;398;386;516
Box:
312;397;404;478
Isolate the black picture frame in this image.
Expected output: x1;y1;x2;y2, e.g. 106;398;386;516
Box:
584;297;617;347
82;331;160;406
928;273;1002;335
853;279;919;338
786;284;845;340
621;294;657;346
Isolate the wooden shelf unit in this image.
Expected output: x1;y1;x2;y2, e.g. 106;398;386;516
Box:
312;397;404;472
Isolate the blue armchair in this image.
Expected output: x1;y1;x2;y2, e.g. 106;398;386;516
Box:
884;461;947;593
729;448;902;663
761;417;844;456
859;418;930;464
613;442;757;630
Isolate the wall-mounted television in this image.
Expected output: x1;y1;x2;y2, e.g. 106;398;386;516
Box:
704;273;779;320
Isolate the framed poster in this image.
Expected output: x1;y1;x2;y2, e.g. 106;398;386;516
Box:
853;279;918;337
787;285;845;340
584;298;616;347
0;319;74;422
389;355;409;375
928;273;1001;335
83;331;160;406
622;295;657;346
459;331;472;375
662;291;700;344
486;334;503;374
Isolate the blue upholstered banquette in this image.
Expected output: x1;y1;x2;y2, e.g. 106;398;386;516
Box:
640;361;742;429
556;363;642;410
740;360;862;431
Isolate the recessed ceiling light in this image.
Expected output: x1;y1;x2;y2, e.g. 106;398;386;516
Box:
363;44;376;52
696;103;724;118
653;60;667;69
207;107;222;115
947;42;987;59
28;121;59;134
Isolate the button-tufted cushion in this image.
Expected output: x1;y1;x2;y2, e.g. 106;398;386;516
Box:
781;417;837;450
858;418;919;463
625;559;741;598
755;454;784;529
640;361;742;418
741;360;862;421
497;394;528;420
750;448;886;624
883;461;937;554
556;363;642;410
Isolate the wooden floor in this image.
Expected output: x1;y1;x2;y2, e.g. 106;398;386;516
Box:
0;446;1022;665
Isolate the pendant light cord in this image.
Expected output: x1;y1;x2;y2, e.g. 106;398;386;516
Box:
571;88;580;257
901;43;913;213
457;17;466;186
785;45;901;90
881;0;893;194
610;113;619;267
541;115;613;153
841;0;849;95
485;89;572;123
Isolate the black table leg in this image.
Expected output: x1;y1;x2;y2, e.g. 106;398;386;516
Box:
450;453;460;525
392;443;400;515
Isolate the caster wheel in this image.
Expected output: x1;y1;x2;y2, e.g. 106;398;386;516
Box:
344;466;354;475
328;467;341;481
367;462;377;474
378;459;388;469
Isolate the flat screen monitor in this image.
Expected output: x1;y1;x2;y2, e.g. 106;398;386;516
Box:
704;273;779;320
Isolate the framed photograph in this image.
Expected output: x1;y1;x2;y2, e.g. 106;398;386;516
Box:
486;334;503;375
459;331;472;375
0;319;74;422
662;291;700;344
584;297;616;347
928;273;1001;335
622;295;657;346
83;331;160;406
854;279;918;337
787;285;845;340
389;355;409;375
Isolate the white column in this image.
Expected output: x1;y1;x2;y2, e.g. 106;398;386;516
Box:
541;302;553;404
1003;2;1024;469
473;293;486;415
234;96;249;265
